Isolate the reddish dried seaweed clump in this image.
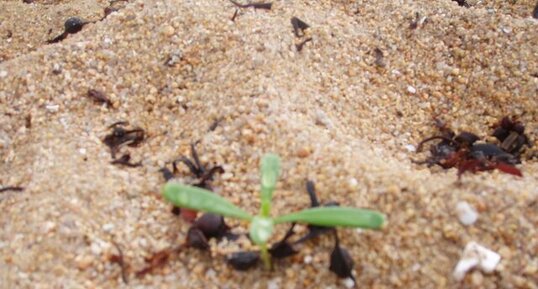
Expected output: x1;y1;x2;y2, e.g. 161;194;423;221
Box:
416;117;532;177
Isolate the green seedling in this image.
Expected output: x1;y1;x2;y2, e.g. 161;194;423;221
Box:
163;153;385;269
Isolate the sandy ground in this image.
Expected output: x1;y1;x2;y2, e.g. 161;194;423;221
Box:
0;0;537;288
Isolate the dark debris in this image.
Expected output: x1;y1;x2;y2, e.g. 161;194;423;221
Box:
0;186;24;193
227;251;260;270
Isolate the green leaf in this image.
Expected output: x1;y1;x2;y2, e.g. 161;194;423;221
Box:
274;207;385;229
162;182;253;221
260;153;280;216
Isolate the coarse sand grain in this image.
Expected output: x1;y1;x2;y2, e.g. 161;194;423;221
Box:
0;0;537;288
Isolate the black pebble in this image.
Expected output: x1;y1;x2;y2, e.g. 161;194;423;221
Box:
64;17;85;34
227;251;260;270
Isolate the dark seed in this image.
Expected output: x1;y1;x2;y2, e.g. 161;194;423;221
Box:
269;224;297;259
64;17;85;34
194;213;229;239
533;1;538;19
329;232;355;281
87;89;113;107
170;206;181;216
160;167;174;181
269;241;297;259
227;251;260;270
186;227;209;250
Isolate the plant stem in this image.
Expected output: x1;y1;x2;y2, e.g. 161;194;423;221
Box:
261;196;271;217
260;243;271;270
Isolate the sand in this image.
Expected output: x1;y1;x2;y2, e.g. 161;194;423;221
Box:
0;0;537;288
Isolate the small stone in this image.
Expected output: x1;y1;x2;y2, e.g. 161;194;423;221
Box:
64;17;85;34
161;25;175;37
342;278;355;288
453;242;501;281
347;177;358;188
407;86;416;94
455;201;478;225
42;221;56;233
90;242;102;255
0;71;7;78
304;255;313;264
404;144;416;152
267;278;280;289
75;255;94;270
102;223;114;232
296;146;311;158
45;104;60;113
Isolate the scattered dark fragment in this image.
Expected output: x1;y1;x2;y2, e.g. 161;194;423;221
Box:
231;9;239;22
103;122;145;158
329;231;355;283
164;52;183;67
227;251;260;270
208;117;223;132
229;0;272;10
110;242;128;284
452;0;470;8
454;132;480;147
415;120;524;177
136;250;171;277
22;0;34;4
170;206;181;216
172;143;224;189
103;0;129;19
87;89;113;107
194;213;230;239
159;167;174;181
291;17;310;38
25;114;32;129
47;17;88;44
374;48;385;67
491;116;531;156
0;186;24;193
111;154;142;168
47;32;68;44
409;12;420;29
294;181;337;244
533;0;538;19
470;143;518;164
186;227;210;250
296;37;312;52
160;144;223;220
6;30;13;39
269;223;298;259
458;158;522;177
305;180;319;206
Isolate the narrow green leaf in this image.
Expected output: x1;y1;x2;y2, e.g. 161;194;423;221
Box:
260;153;280;216
163;182;253;221
274;207;385;229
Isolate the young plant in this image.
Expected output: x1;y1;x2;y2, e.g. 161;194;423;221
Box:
162;153;385;270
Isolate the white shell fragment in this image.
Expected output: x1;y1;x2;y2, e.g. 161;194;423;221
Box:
453;242;501;281
455;201;479;225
